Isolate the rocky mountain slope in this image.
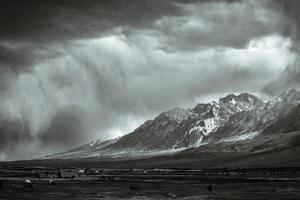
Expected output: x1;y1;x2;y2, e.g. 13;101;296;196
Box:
46;88;300;160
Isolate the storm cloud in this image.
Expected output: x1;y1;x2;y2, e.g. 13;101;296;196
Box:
38;106;85;149
0;0;297;160
263;0;300;95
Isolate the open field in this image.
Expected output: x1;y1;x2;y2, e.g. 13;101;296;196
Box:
1;168;300;200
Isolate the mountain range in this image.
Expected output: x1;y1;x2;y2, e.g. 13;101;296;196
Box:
43;88;300;168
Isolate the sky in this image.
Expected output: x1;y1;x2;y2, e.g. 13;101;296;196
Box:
0;0;300;160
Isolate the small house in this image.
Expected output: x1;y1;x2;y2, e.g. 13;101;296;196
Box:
36;168;59;179
59;168;79;179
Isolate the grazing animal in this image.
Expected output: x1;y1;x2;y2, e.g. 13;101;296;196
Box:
129;186;138;190
207;185;213;192
23;180;33;192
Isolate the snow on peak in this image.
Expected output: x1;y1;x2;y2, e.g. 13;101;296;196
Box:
230;98;237;105
219;92;262;106
189;93;261;137
189;117;218;136
89;139;102;146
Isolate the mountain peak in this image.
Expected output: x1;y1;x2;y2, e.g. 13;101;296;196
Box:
238;93;264;106
238;92;255;100
219;94;238;104
219;92;262;106
281;88;299;97
275;88;300;104
193;103;212;114
159;107;193;123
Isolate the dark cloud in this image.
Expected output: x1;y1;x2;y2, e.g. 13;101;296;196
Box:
262;0;300;95
38;106;85;150
0;0;243;71
0;0;180;42
154;0;281;51
0;45;34;72
0;66;17;94
0;0;181;77
0;42;62;72
0;0;241;41
0;42;63;95
271;0;300;50
0;115;31;151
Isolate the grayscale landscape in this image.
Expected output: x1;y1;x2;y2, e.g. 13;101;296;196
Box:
1;0;300;199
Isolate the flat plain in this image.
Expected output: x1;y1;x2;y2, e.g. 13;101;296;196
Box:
1;169;300;200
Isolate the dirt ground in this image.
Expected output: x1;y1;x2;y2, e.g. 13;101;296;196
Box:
0;176;300;200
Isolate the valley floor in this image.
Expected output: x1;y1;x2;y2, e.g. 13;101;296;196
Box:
1;172;300;200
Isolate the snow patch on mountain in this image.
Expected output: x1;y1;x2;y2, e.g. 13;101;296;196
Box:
189;117;218;136
230;98;237;105
221;131;260;143
89;139;102;146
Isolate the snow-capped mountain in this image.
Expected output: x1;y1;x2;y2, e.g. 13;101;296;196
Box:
46;88;300;160
48;90;280;159
207;88;300;143
43;89;300;169
94;92;263;154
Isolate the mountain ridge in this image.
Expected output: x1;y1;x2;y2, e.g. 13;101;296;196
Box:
45;88;300;162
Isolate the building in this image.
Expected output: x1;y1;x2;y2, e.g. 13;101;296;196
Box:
35;168;59;179
59;168;79;179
